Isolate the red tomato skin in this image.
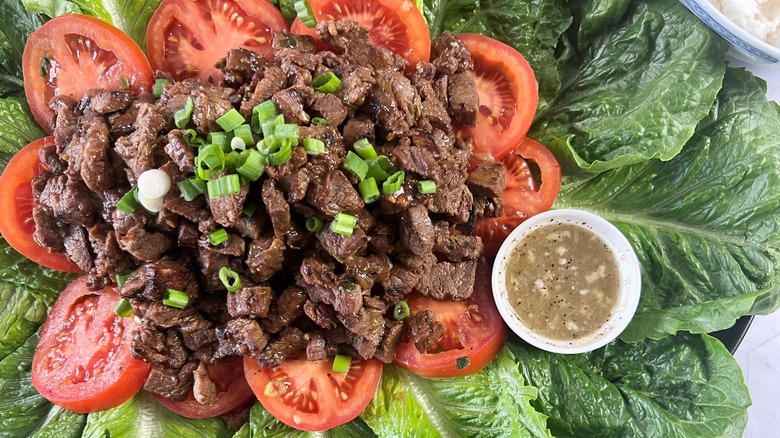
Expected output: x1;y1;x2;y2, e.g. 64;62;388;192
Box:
0;137;81;272
456;33;539;160
32;277;150;413
146;0;288;83
394;262;508;378
22;14;153;132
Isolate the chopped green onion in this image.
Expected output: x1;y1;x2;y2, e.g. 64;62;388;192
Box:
230;136;246;152
344;151;368;181
207;174;241;199
252;100;278;133
303;138;325;155
393;300;410;320
162;289;189;309
117;187;140;214
274;123;299;141
312;72;341;94
153;79;170;98
207;131;231;151
182;129;204;147
329;212;358;236
243;202;258;218
358;177;380;204
306;216;324;232
114;298;133;317
294;0;317;28
455;357;471;370
237;149;266;181
267;142;292;166
353;138;377;160
233;124;255;146
278;0;297;20
177;177;207;201
174;97;194;129
332;354;352;373
261;114;285;138
216;108;245;132
417;180;437;195
219;267;242;293
115;271;132;287
225;150;242;170
208;228;229;246
119;76;129;90
382;171;405;194
311;117;328;125
365;155;397;182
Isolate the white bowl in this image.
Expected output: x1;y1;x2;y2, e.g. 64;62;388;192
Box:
680;0;780;64
491;209;642;354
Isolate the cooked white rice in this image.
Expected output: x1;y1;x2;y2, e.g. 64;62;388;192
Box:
709;0;780;47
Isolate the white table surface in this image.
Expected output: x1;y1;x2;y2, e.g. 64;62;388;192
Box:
726;58;780;438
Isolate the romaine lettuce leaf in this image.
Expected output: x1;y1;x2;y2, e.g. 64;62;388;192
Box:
22;0;162;51
247;401;377;437
510;333;750;437
0;0;45;97
531;0;728;173
30;407;87;438
556;68;780;341
0;97;46;171
361;347;551;437
0;282;47;361
0;237;77;306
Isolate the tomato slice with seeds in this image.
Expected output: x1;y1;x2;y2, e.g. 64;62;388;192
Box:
0;137;81;272
290;0;430;69
245;356;382;432
31;277;150;413
22;14;154;132
146;0;288;83
456;33;539;160
394;261;507;378
474;137;562;258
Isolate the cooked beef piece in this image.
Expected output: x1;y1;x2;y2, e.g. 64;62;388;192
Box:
165;130;197;173
345;37;406;72
277;166;311;204
193;361;218;406
262;179;291;237
398;204;434;256
257;326;308;368
198;241;230;291
208;173;250;228
378;179;416;215
433;223;484;261
416;260;477;300
190;88;237;133
31;207;63;254
233;215;266;240
215;318;269;359
131;327;168;366
89;227;130;286
63;225;93;272
367;220;395;254
342;116;375;145
273;87;310;124
298;256;363;317
227;285;273;318
165;191;211;224
431;32;474;75
374;319;405;363
363;296;387;313
379;265;419;306
114;102;169;177
132;300;212;332
273;30;317;54
116;220;174;262
306;170;364;217
467;162;506;198
447;72;479;126
39;143;66;175
308;92;348;126
184;328;218;351
304;300;339;329
316;226;369;261
306;332;329;360
206;232;245;257
409;310;445;353
473;195;505;218
177;220;199;247
392;144;437;178
366;74;410;141
344;254;392;290
144;362;198;402
246;236;286;282
78;116;115;192
38;175;96;226
317;20;369;50
335;64;375;108
219;48;270;86
261;285;308;333
423;172;473;223
50;95;78;143
338;307;385;359
120;260;199;301
276;46;318;87
161;329;190;370
87;89;135;114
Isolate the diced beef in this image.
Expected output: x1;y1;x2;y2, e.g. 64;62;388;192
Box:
79;116;115;192
273;31;316;54
431;32;474;75
338;307;385;359
316;226;369;261
273;88;310;124
345;37;406;72
392;144;436;178
227;285;274;318
306;332;329;360
193;361;218;406
62;225;93;272
467;162;506;198
191;87;237;133
208;173;250;228
215;318;269;359
344;254;392;290
298;256;363;317
165;192;211;224
197;242;230;291
184;329;218;351
144;362;198;402
261;285;308;333
374;319;405;363
473;196;505;218
240;65;287;117
306;170;364;216
50;95;78;143
246;236;286;282
304;300;339;329
433;223;484;261
38;175;96;226
423;172;473;224
308;92;348;126
114;102;169;177
366;74;410;140
379;265;419;306
132;300;211;332
120;260;198;302
447;72;478;126
335;64;375;108
204;232;245;257
131;327;168;366
219;48;270;86
256;327;308;368
409;310;445;354
317;20;369;50
342;116;375;145
87;89;135;114
233;215;267;240
262;179;291;237
165;130;197;173
398;204;434;256
276;166;311;204
416;260;477;300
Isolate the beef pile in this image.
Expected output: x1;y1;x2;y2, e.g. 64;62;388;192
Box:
31;20;504;405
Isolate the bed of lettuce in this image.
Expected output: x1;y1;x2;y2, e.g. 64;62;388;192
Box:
1;0;778;436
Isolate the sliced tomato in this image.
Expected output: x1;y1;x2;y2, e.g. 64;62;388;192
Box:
22;14;153;132
31;277;150;413
394;261;507;378
245;356;382;432
456;34;538;160
146;0;288;83
153;356;254;418
475;137;562;258
0;137;81;272
290;0;430;69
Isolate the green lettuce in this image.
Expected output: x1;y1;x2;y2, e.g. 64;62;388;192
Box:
0;97;46;171
510;333;750;437
531;0;728;173
361;348;551;437
0;0;45;97
246;401;376;437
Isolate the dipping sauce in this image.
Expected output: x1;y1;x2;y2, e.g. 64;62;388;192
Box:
505;222;620;340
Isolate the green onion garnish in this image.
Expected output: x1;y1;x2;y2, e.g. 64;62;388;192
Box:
207;131;231;151
237;149;266;181
114;298;133;317
312;72;342;94
177;177;207;202
218;267;242;293
294;0;317;28
344;151;368;181
332;354;352;373
207;174;241;199
329;212;358;236
117;187;140;214
393;300;410;320
274;123;299;142
358;177;380;204
162;288;189;309
233;124;255;146
303;138;325;155
195;144;226;180
366;155;397;182
261;114;285;138
208;228;229;245
153;79;170;98
353;138;377;160
174;97;194;129
311;117;328;125
216;108;245;132
252;100;278;133
182;129;204;147
382;171;405;194
455;357;471;370
115;271;132;287
267;142;292;166
306;216;324;232
243;202;258;218
417;180;437;195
